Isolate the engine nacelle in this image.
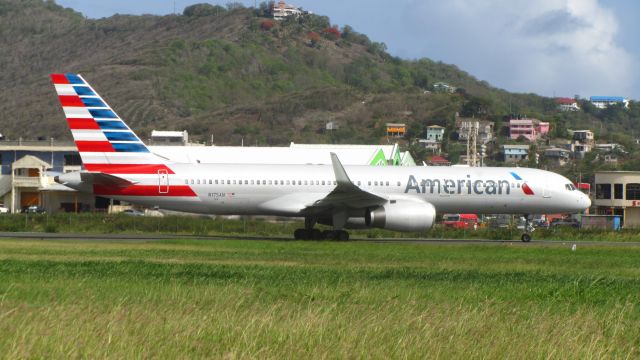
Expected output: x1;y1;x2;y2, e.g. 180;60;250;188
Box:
365;200;436;232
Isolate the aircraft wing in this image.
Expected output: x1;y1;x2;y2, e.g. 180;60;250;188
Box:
302;153;387;214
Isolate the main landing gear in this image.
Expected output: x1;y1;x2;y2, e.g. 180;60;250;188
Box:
521;214;533;242
293;217;350;241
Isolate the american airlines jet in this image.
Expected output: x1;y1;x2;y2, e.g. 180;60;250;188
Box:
52;74;590;241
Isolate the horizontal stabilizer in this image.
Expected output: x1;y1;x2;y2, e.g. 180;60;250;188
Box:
80;172;135;188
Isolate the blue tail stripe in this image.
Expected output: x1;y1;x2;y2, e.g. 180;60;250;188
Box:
89;109;118;119
81;98;107;108
65;74;85;84
73;86;95;96
97;120;128;130
104;132;138;142
510;172;522;180
112;143;149;153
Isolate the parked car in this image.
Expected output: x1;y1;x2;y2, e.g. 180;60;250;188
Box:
550;218;580;228
442;214;479;229
24;205;46;214
0;204;9;214
122;209;144;216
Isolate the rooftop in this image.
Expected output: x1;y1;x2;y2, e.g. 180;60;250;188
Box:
590;96;626;102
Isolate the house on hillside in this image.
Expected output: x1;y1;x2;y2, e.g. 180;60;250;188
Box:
418;139;441;153
543;147;571;166
427;155;451;166
433;82;456;94
501;144;530;163
386;123;406;137
271;1;310;20
425;125;445;141
509;118;549;141
556;97;580;111
590;96;629;109
456;118;494;143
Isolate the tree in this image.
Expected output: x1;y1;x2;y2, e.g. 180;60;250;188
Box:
183;3;226;17
322;26;341;41
260;19;274;31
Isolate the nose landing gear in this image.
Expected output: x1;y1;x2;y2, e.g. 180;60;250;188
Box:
521;214;534;242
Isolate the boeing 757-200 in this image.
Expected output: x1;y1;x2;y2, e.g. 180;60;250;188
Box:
52;74;590;241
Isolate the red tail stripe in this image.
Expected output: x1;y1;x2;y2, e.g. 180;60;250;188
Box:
51;74;69;84
84;164;175;174
59;95;84;107
93;185;196;197
75;141;115;152
67;118;100;130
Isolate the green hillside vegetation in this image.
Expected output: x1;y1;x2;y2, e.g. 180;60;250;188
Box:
0;0;638;179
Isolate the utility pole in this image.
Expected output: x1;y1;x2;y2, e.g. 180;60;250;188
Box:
466;121;479;167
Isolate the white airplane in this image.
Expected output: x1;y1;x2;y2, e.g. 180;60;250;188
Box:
52;74;590;241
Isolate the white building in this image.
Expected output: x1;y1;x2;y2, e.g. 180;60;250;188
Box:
271;1;309;21
590;96;630;109
150;143;416;166
149;130;189;146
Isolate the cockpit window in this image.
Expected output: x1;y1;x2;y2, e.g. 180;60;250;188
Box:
565;184;577;191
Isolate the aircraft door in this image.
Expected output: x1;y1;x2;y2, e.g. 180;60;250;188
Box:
543;182;551;198
158;169;169;194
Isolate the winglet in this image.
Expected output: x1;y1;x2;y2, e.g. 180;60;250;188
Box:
330;153;353;187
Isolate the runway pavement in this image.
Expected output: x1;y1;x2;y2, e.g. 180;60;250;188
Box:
1;231;640;247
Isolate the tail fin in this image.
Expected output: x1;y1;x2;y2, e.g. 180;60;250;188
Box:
51;73;165;173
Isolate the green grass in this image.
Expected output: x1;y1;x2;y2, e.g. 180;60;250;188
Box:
2;213;640;242
0;238;639;358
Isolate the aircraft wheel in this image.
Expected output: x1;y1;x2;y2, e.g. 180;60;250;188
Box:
294;229;307;240
337;230;349;241
322;230;334;240
521;233;532;242
311;229;323;240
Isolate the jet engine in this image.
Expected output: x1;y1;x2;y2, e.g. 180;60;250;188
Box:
364;200;436;232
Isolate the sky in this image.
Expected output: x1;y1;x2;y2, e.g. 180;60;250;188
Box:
56;0;640;100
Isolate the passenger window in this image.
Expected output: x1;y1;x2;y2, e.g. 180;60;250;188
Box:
197;179;200;185
357;181;361;186
368;181;372;186
386;181;389;186
322;181;325;185
316;180;319;185
215;180;218;184
184;179;188;185
244;180;248;185
397;181;401;186
262;180;266;185
374;181;378;186
269;180;272;185
208;180;211;184
304;180;308;185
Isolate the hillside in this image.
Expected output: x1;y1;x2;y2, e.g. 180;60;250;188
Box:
0;0;551;143
0;0;638;177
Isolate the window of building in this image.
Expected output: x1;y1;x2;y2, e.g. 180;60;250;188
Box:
626;183;640;200
596;183;611;199
614;183;623;199
64;154;82;166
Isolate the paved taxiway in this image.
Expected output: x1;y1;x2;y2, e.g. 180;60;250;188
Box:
1;232;640;247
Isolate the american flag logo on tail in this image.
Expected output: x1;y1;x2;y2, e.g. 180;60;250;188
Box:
51;73;195;197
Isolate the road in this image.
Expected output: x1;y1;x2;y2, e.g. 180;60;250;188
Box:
1;232;640;247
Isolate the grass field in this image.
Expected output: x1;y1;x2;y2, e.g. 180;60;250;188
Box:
0;238;639;358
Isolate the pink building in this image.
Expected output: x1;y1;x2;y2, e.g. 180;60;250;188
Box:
509;118;549;141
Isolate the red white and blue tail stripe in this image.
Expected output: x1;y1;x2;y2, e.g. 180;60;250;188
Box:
52;73;196;198
51;73;167;173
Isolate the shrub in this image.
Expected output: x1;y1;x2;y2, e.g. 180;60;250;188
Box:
260;19;274;31
322;27;341;41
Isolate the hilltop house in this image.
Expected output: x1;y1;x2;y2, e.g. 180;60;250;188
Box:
556;97;580;111
386;123;406;137
433;82;456;94
590;96;630;109
271;1;309;20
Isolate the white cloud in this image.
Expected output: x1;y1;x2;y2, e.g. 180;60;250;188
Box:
403;0;636;98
